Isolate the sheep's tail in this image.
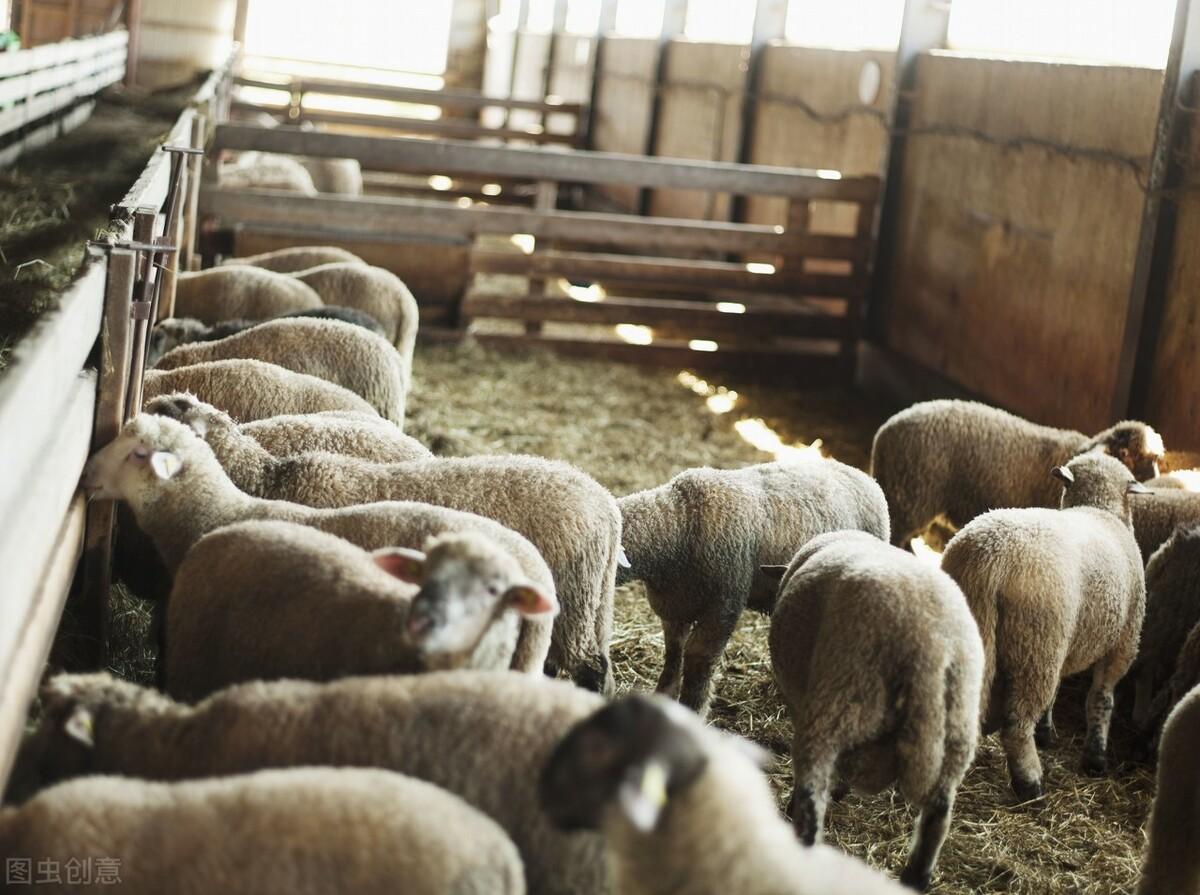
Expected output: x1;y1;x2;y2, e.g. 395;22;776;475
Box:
940;542;999;725
895;654;950;805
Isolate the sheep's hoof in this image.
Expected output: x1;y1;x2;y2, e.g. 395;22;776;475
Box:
898;865;931;892
1010;774;1044;804
1081;752;1107;777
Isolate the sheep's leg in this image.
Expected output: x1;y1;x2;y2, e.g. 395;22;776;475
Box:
899;790;953;892
655;617;691;699
1001;719;1043;802
789;741;835;846
1081;673;1117;776
1034;703;1057;749
677;612;737;717
572;654;613;696
1131;667;1155;732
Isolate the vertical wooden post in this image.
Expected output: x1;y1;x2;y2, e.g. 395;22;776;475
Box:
731;0;787;223
581;0;618;150
124;0;143;86
125;208;158;418
180;115;206;275
864;0;949;345
501;0;531;130
1115;0;1200;418
79;247;138;669
233;0;250;47
538;0;568;134
526;179;559;335
637;0;688;215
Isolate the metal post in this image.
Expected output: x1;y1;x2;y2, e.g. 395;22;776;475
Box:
864;0;950;343
1115;0;1200;418
638;0;688;215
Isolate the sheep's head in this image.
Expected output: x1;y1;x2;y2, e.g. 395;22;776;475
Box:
80;414;199;501
1054;453;1149;520
148;318;208;367
1081;422;1164;482
374;532;557;669
143;392;234;441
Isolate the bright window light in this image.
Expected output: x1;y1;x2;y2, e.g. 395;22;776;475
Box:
784;0;904;51
615;0;665;37
527;0;557;33
616;324;655;344
745;262;775;274
428;175;454;191
689;339;719;352
566;0;602;35
511;234;537;254
684;0;756;44
716;302;747;314
947;0;1177;68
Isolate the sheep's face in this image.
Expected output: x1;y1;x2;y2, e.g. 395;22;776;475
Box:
80;429;182;500
143;393;231;440
147;318;207;367
373;533;557;668
1082;422;1164;482
1055;453;1149;519
539;694;709;834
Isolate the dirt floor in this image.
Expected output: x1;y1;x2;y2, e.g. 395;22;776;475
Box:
88;336;1154;894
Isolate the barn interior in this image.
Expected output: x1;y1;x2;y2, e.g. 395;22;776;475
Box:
2;1;1199;893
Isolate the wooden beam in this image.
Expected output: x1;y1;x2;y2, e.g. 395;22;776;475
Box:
211;123;880;200
1116;0;1200;418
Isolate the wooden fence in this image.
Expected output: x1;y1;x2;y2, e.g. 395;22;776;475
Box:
0;45;236;792
0;29;128;166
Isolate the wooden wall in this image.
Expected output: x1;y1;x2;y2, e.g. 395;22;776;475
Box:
16;0;120;45
590;36;657;209
883;53;1161;433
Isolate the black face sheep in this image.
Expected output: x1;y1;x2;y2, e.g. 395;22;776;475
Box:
766;530;983;891
174;266;323;324
538;694;909;895
871;399;1163;548
154;317;409;426
148;307;387;365
1136;683;1200;894
142;359;379;422
165;520;557;700
219;245;365;272
617;458;890;714
10;671;608;895
149;394;620;694
79;414;557;675
940;453;1148;800
291;262;418;365
1;767;524;895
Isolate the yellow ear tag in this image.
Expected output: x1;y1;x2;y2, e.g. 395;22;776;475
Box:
641;760;668;808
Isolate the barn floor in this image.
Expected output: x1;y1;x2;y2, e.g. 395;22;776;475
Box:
90;336;1153;894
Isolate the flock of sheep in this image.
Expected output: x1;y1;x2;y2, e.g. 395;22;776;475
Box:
2;241;1200;894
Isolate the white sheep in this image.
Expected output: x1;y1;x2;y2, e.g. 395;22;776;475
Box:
154;318;408;426
1131;489;1200;563
940;453;1148;799
165;520;557;700
871;399;1163;548
220;245;365;272
2;767;524;895
239;410;432;462
174;266;323;324
148;394;620;693
617;458;890;714
1136;683;1200;894
538;694;909;895
767;530;983;891
12;671;608;895
291;262;418;364
143;359;379;422
218;152;318;194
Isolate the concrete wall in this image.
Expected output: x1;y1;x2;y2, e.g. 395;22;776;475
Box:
883;52;1161;433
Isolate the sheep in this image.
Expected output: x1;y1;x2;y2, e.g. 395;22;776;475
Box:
10;671;608;895
1;767;524;895
165;520;557;700
218;152;318;194
1144;471;1200;490
1139;621;1200;752
220;245;365;272
939;453;1148;800
297;155;364;195
174;266;323;325
766;530;983;891
144;393;619;693
1136;683;1200;895
154;318;408;426
291;262;418;363
239;410;432;462
871;399;1164;548
148;306;386;365
538;694;909;895
143;359;379;422
1130;526;1200;734
1131;489;1200;562
617;457;890;714
81;414;556;673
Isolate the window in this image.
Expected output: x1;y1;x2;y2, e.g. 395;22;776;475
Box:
947;0;1177;68
684;0;756;44
615;0;665;37
784;0;904;51
565;0;602;35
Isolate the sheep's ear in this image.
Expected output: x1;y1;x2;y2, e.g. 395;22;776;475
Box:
1051;466;1074;484
184;415;208;438
617;759;669;832
505;583;558;617
149;451;182;480
1128;481;1151;495
617;546;631;569
372;547;425;583
63;705;95;748
759;564;788;581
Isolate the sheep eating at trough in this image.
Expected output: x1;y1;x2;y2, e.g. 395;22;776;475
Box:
219;245;365;272
766;530;983;891
616;457;890;714
871;398;1163;548
174;265;323;324
940;453;1148;800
